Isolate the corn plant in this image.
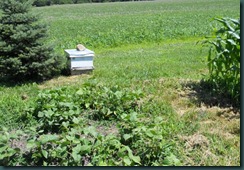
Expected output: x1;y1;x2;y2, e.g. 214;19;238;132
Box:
203;17;240;104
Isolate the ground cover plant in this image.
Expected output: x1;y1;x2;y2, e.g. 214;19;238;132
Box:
0;0;240;166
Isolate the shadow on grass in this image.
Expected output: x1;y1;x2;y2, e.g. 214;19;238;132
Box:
0;75;56;88
0;76;38;88
0;68;71;88
181;79;240;111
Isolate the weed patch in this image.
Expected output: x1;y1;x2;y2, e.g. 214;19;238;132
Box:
0;82;182;166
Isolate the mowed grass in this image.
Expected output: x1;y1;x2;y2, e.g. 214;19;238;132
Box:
93;38;207;86
0;0;240;166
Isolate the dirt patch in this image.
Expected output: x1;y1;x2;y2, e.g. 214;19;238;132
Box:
9;131;29;153
96;124;119;137
87;120;119;137
82;155;92;166
38;74;91;89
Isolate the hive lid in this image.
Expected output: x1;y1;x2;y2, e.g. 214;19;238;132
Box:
65;49;94;57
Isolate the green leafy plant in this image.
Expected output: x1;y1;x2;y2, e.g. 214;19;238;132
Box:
118;107;181;166
30;82;144;134
26;126;98;166
31;87;81;133
91;135;141;166
26;126;141;166
0;127;28;166
75;81;143;120
202;17;240;104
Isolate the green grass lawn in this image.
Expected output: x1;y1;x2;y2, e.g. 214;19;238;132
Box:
0;0;240;166
94;38;207;85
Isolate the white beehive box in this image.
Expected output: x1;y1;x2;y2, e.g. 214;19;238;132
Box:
65;48;95;75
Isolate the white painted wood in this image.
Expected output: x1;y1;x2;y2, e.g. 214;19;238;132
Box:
70;57;93;68
65;49;95;71
65;49;94;57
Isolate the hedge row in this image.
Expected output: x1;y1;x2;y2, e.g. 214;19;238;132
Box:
33;0;144;6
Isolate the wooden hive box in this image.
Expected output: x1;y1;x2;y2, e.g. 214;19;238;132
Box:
65;48;95;75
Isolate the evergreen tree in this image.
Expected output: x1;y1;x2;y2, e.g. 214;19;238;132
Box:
0;0;62;82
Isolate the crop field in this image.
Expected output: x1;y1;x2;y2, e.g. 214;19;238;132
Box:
34;0;239;52
0;0;240;166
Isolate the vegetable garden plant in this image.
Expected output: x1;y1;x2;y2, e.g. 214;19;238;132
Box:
203;17;240;105
0;82;181;166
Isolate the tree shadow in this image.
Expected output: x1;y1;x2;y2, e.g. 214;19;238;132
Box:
0;76;51;88
0;76;28;88
0;68;71;88
181;79;240;112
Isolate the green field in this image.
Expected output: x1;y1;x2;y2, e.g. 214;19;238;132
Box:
34;0;239;51
0;0;240;166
